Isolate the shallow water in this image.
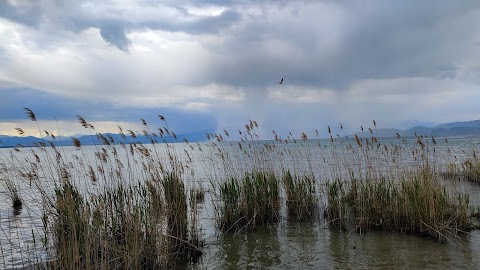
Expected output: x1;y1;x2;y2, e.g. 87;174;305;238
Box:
188;222;480;269
182;179;480;270
1;136;480;269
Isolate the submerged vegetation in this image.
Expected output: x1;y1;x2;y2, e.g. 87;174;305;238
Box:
1;109;480;268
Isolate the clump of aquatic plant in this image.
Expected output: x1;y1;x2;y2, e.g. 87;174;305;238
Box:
460;159;480;182
243;172;280;225
43;167;202;269
2;109;205;269
1;144;23;211
442;162;460;180
216;171;280;232
3;177;23;209
325;179;347;228
325;166;471;240
217;177;241;231
47;177;176;269
163;172;202;259
283;170;318;221
190;186;205;203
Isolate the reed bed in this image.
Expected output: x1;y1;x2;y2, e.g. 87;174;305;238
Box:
283;170;317;221
325;166;470;239
0;109;203;269
441;153;480;183
49;179;172;269
460;159;480;182
1;110;480;269
215;171;280;232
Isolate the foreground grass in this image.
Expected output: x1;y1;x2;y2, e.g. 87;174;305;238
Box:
46;164;201;269
0;110;203;269
51;180;167;269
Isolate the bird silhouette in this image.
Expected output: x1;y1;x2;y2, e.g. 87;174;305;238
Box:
279;78;284;84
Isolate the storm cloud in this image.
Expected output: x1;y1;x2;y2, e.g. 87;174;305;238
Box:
1;0;480;136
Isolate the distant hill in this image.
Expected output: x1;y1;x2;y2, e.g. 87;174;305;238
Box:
0;130;214;148
0;136;46;148
352;119;480;138
434;119;480;129
401;120;440;129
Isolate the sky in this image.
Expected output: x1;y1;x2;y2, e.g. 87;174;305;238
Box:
1;0;480;138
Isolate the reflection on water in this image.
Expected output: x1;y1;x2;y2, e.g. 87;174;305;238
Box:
185;184;480;269
189;220;480;269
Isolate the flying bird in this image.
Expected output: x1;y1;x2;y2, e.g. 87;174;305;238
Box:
279;78;284;84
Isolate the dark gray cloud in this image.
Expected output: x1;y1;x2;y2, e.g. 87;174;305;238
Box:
202;0;480;90
0;0;43;26
0;0;243;52
99;23;131;52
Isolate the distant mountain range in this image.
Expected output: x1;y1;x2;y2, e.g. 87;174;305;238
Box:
2;119;480;148
353;119;480;138
0;130;214;148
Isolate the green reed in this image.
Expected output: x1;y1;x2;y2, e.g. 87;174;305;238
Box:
216;171;280;232
325;166;470;240
162;172;202;259
283;170;318;221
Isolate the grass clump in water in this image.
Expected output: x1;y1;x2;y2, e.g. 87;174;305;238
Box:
325;166;471;240
460;159;480;182
5;179;23;210
216;171;280;232
46;173;202;269
47;178;173;269
163;172;203;259
14;111;206;269
283;171;318;221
